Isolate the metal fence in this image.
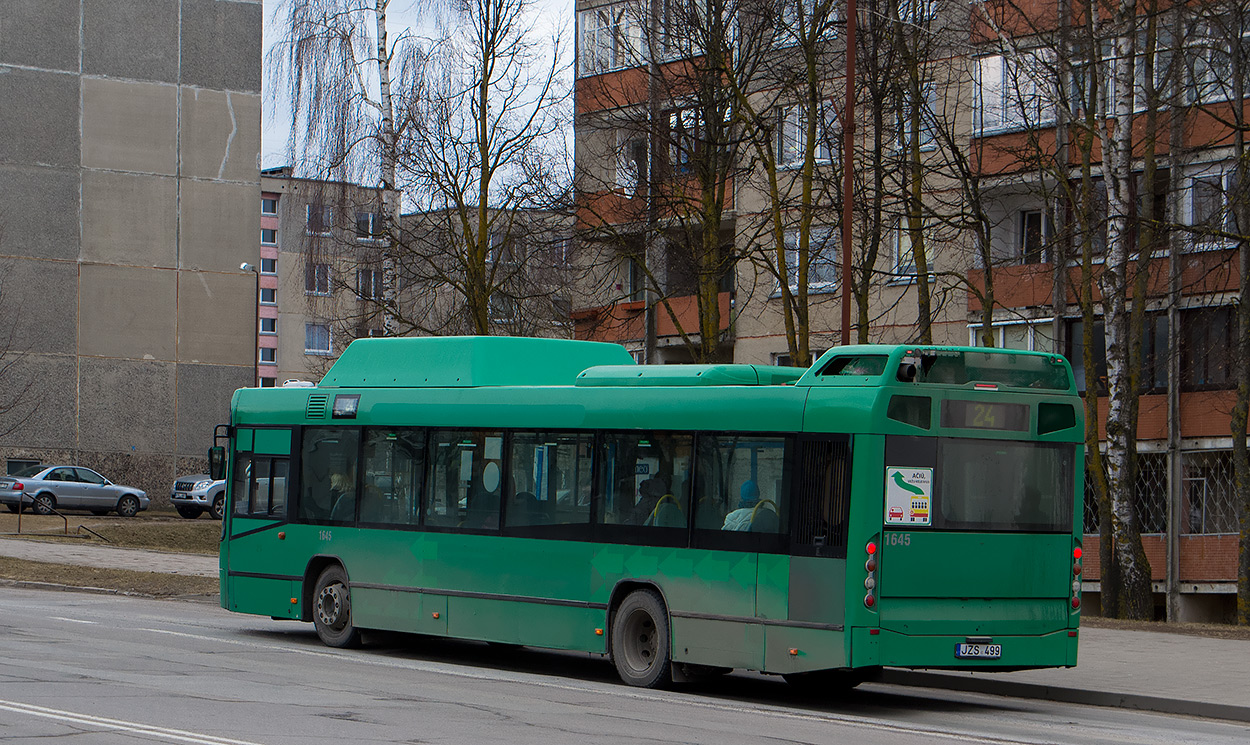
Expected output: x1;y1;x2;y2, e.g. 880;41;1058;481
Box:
1083;448;1240;535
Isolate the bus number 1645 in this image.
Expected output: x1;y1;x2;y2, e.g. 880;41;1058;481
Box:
884;533;911;546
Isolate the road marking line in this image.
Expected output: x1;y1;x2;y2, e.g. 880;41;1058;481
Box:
48;617;97;624
138;628;1031;744
0;700;267;745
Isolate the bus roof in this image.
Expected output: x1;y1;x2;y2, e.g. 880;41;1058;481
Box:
318;336;636;388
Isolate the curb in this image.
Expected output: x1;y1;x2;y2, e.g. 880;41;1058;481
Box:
880;670;1250;724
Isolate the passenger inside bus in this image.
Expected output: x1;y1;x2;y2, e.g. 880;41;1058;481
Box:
722;481;759;531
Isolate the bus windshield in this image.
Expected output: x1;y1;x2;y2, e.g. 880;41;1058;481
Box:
936;439;1075;532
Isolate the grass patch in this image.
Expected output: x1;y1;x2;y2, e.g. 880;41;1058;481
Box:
0;514;221;554
0;556;219;598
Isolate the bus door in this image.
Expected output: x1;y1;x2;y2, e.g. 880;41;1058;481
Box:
222;427;298;617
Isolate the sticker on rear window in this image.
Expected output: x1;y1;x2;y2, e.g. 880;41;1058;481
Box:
886;467;932;525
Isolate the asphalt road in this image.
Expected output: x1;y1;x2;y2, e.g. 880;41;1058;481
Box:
1;589;1246;745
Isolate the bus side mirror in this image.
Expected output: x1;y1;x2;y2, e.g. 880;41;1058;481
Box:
208;446;226;480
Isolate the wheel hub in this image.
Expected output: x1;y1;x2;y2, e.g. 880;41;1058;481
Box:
317;583;345;629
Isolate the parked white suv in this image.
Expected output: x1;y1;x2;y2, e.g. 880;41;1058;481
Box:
170;474;226;519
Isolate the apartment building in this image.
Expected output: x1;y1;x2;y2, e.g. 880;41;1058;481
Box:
0;1;262;501
571;0;1245;620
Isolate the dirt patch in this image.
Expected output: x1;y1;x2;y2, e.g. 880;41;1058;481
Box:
1081;615;1250;641
0;556;218;598
0;512;221;553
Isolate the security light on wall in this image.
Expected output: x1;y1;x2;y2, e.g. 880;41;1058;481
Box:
241;262;254;272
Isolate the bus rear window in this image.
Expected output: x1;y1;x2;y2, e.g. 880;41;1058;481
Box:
821;355;888;377
936;439;1075;532
915;350;1070;390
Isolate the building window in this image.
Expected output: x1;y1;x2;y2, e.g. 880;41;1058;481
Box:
260;317;277;335
261;228;277;245
898;83;939;151
621;255;645;302
260;287;277;305
305;323;331;355
976;50;1055;132
891;222;918;280
489;293;517;322
616;132;647;195
784;228;838;294
668;108;699;173
578;4;642;77
970;320;1056;354
774;349;828;367
1190;172;1238;247
776;102;838;169
774;0;839;47
262;197;278;215
260;257;277;274
1019;210;1049;264
357;268;381;300
260;347;277;364
6;459;40;475
306;262;331;296
259;377;277;388
356;212;382;241
306;203;333;235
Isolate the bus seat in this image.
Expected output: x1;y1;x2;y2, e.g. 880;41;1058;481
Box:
749;500;779;533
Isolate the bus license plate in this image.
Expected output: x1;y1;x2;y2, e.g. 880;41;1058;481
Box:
955;643;1002;659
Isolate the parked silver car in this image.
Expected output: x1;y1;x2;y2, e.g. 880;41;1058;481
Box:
170;474;226;519
0;465;149;517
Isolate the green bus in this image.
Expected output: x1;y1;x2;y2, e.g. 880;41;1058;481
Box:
216;337;1083;689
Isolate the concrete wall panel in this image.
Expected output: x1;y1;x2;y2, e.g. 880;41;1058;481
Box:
0;0;80;71
79;450;173;507
79;264;177;361
82;0;178;83
81;171;178;267
0;354;76;449
78;358;175;453
82;78;178;175
0;258;78;355
177;270;255;365
176;363;250;456
0;165;80;261
181;0;262;93
0;68;78;168
180;89;261;182
179;179;258;271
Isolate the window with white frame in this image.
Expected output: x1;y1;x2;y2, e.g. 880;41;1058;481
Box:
1187;28;1234;104
260;257;277;274
260;287;277;305
616;131;647;195
783;228;838;293
356;212;382;241
259;377;277;387
1190;171;1239;245
305;263;331;295
261;228;277;245
969;320;1056;352
891;221;918;279
305;323;331;355
668;108;698;173
774;0;839;48
977;50;1056;132
898;83;939;151
357;268;382;300
776;102;838;168
578;4;642;77
306;203;333;235
261;197;277;215
260;347;277;364
1019;209;1049;264
259;317;277;335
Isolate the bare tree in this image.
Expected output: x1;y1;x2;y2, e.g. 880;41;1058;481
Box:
0;258;37;441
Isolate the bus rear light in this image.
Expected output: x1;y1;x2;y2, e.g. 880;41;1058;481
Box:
864;577;876;590
864;593;876;608
789;648;799;656
865;558;877;572
1073;563;1082;575
869;628;880;635
974;383;998;390
866;542;877;555
1073;547;1082;559
1071;596;1081;609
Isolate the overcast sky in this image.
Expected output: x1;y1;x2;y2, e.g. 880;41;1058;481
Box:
260;0;570;171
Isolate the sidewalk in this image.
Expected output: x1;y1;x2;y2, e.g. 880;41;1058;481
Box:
0;535;1246;722
883;625;1250;723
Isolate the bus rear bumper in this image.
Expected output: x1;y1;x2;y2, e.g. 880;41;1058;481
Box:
860;627;1079;670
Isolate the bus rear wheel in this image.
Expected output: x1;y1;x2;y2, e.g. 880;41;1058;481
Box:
610;589;671;688
312;565;361;648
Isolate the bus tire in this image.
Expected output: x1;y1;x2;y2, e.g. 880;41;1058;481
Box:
610;589;671;688
312;565;362;649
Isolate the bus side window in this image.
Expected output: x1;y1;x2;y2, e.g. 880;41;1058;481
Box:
505;432;594;531
426;430;502;532
298;428;360;524
598;432;692;530
791;438;851;557
361;428;424;526
694;435;788;535
232;455;252;516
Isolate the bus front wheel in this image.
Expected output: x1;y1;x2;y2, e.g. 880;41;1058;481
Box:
610;589;671;688
312;565;361;648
